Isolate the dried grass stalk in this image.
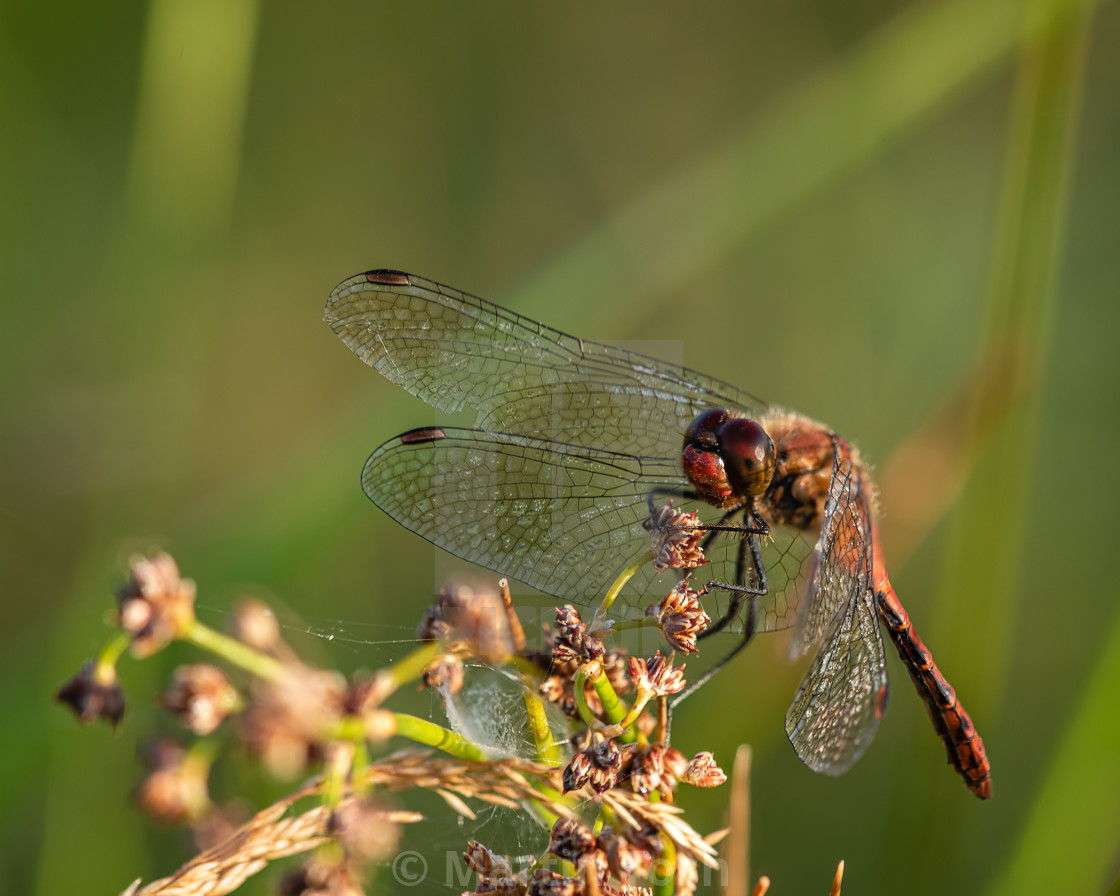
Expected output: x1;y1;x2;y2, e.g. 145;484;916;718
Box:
121;750;719;895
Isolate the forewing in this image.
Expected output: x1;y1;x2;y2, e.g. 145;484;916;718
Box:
751;525;820;634
326;271;767;456
365;425;827;632
362;427;687;601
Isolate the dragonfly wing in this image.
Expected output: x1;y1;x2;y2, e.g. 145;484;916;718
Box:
362;427;687;601
784;586;889;776
326;271;767;457
751;523;819;634
787;443;877;659
782;445;889;775
363;426;820;629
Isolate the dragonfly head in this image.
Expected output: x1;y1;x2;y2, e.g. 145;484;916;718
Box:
683;409;776;506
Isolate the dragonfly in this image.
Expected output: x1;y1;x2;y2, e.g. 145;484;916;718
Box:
325;269;991;799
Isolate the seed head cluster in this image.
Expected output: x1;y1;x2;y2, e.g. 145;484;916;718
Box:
644;502;709;572
58;548;732;896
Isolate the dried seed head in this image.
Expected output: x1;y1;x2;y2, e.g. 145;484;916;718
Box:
628;744;666;796
648;582;711;655
628;744;689;797
562;749;595;793
463;840;514;880
190;802;247;852
160;664;238;735
133;738;210;824
117;552;196;657
662;746;689;781
526;868;577;896
628;824;665;860
596;830;652;881
588;764;617;795
417;607;452;643
329;798;401;863
277;855;364;896
675;853;700;896
552;605;605;663
422;654;464;695
419;585;516;661
682;751;727;788
232;598;280;652
585;738;623;794
56;659;126;728
645;502;708;571
539;673;582;720
240;665;347;778
463;841;523;894
627;652;686;698
602;649;631;695
590;737;622;771
539;674;567;703
563;738;623;795
549;817;597;864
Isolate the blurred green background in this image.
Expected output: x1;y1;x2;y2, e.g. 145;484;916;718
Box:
3;0;1118;893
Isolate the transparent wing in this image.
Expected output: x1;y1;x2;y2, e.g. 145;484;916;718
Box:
783;452;889;775
784;588;888;775
363;427;682;601
363;426;818;631
326;270;767;456
789;446;876;660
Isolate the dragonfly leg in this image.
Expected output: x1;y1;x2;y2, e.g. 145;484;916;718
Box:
669;622;756;711
647;486;700;510
701;521;768;638
669;528;769;715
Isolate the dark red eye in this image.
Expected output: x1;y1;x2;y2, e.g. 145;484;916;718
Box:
684;408;729;447
717;418;775;497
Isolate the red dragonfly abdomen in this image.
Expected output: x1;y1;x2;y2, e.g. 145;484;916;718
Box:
872;540;992;799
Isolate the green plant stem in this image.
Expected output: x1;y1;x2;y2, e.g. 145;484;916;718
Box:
382;641;444;691
590;667;644;746
183;618;288;681
590;669;626;727
572;664;601;731
392;712;488;761
597;552;653;619
351;740;371;797
652;831;677;896
574;662;644;744
522;687;560;766
505;655;561;765
95;632;131;679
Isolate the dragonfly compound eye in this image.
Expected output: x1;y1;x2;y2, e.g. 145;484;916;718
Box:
683;408;729;448
717;418;775;497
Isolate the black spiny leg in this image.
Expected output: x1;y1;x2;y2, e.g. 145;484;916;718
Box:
671;513;770;709
702;510;769;637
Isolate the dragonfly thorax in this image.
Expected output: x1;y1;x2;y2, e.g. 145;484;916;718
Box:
754;410;849;532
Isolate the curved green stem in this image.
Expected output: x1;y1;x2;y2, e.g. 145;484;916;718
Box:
523;687;560;766
572;664;601;730
652;829;676;896
351;740;371;797
184;619;288;681
96;632;131;673
382;641;444;691
392;712;488;761
597;551;653;619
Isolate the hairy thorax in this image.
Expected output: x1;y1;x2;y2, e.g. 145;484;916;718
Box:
753;409;866;532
